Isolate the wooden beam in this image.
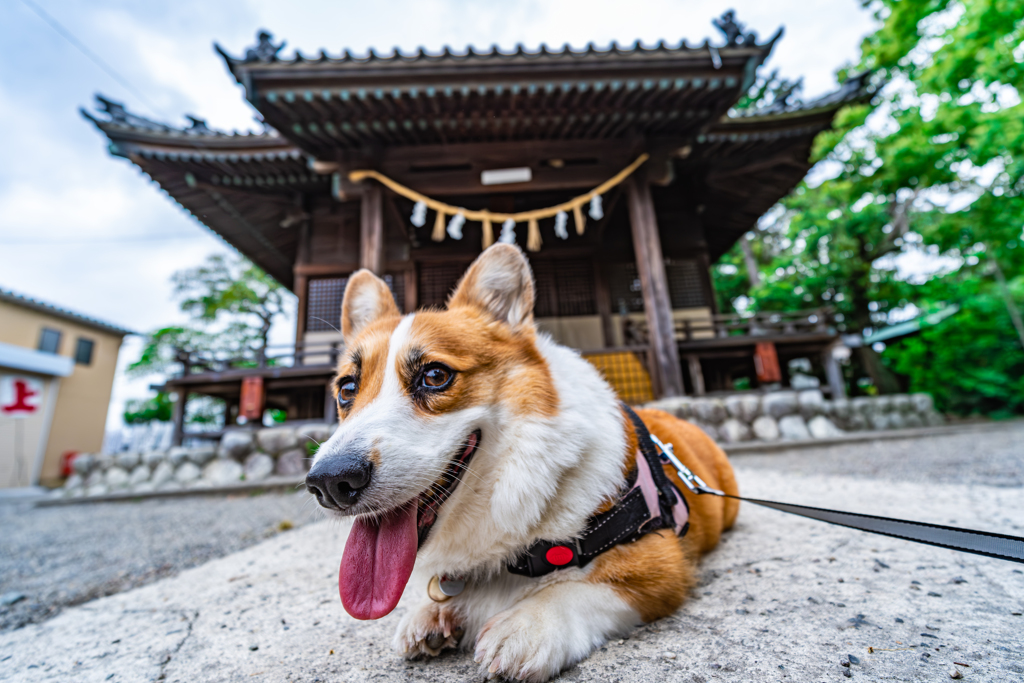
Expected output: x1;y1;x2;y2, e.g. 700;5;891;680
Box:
360;183;384;274
686;355;706;396
294;274;308;348
626;173;684;397
324;381;338;423
822;342;847;399
171;391;186;447
294;213;311;348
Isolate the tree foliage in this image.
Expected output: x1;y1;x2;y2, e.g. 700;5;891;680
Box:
712;0;1024;413
123;392;173;424
125;254;288;425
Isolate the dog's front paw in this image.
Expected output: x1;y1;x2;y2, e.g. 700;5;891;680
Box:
392;601;464;659
474;606;577;683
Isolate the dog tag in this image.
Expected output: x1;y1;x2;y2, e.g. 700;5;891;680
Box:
427;575;465;602
439;576;465;596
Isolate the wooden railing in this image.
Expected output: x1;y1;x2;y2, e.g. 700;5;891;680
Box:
628;307;835;345
173;339;344;377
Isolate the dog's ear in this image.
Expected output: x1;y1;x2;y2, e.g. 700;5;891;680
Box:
448;244;535;329
341;270;400;340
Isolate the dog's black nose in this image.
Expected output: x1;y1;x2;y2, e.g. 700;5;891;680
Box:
305;453;373;511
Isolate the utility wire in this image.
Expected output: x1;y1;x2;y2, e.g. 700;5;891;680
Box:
18;0;167;120
1;235;207;245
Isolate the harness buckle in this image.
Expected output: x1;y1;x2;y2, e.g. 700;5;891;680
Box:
648;433;724;497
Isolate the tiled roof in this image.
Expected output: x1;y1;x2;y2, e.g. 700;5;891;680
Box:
726;71;876;121
216;29;778;67
0;288;135;337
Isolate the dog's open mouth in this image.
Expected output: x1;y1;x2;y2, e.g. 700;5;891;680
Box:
339;430;481;621
416;429;481;547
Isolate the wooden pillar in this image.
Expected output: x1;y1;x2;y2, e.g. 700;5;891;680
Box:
593;259;614;348
626;174;684;397
324;382;338;423
404;264;418;313
698;250;720;315
823;342;847;399
294;275;308;344
171;390;186;447
360;183;384;275
686;355;706;396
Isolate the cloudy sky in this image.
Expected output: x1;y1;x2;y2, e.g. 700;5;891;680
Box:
0;0;878;432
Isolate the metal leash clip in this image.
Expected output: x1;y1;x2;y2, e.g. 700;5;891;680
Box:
648;433;724;497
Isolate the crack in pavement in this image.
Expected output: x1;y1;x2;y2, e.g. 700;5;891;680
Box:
157;610;197;681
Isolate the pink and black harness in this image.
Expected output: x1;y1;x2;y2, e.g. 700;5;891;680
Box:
506;404;690;577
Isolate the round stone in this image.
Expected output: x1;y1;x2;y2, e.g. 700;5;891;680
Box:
275;448;308;476
174;462;202;484
105;467;130;490
244;453;274;482
71;454;94;474
115;451;140;470
142;450;166;468
203;459;244;486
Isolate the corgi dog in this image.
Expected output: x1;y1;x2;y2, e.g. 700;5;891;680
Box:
306;244;739;682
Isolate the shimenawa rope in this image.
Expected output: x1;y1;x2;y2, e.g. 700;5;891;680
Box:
347;154;650;251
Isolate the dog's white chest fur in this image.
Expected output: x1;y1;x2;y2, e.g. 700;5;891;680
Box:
398;334;639;682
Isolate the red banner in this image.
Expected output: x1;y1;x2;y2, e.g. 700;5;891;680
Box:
240;376;265;421
754;342;782;384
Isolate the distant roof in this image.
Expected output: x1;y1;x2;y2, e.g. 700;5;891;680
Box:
0;288;135;337
213;18;782;155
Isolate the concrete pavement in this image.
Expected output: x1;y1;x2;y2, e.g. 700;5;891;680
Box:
2;436;1023;681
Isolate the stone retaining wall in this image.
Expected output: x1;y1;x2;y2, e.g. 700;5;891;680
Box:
58;392;943;498
59;423;336;498
643;391;943;443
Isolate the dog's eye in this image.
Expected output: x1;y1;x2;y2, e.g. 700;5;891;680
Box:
420;365;453;390
338;379;358;406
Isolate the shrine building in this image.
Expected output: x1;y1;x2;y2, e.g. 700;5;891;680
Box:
84;12;871;443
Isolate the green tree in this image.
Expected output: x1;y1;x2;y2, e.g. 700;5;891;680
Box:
125;254;289;425
172;254;287;352
714;0;1024;411
123;392;173;424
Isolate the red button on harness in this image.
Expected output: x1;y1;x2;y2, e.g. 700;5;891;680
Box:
545;545;574;566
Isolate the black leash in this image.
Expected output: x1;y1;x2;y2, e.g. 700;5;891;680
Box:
649;433;1024;565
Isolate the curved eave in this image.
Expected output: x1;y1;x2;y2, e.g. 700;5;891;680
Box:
81;109;290;151
694;77;874;260
124;159;303;289
217;36;778;72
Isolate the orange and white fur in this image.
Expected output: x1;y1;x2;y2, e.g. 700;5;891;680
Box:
310;244;739;682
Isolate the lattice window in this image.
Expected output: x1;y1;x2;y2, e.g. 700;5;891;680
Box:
608;260;707;313
531;258;597;318
666;260;706;309
307;273;406;332
418;262;468;309
384;272;406;313
307;277;348;332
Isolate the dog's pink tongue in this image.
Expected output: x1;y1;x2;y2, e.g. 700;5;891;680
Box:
339;501;418;620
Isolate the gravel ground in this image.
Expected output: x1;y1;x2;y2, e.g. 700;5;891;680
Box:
730;420;1024;488
0;490;320;633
